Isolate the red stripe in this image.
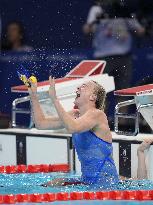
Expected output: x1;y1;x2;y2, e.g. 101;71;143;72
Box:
114;84;153;96
70;62;101;76
11;77;76;92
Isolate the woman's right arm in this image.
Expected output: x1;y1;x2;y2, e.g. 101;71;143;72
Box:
29;92;64;130
29;79;79;130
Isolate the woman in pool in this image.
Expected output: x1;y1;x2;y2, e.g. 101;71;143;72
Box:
29;76;119;188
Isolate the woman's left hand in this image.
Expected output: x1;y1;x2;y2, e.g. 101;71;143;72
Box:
49;76;57;102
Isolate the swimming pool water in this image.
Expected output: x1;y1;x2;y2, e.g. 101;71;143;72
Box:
0;172;153;195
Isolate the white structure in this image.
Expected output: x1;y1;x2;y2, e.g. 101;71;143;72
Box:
11;60;115;125
114;84;153;136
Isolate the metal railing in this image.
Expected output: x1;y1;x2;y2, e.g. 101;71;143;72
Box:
12;96;31;127
114;99;140;136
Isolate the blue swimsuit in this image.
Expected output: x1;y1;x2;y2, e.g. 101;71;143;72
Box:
72;130;119;188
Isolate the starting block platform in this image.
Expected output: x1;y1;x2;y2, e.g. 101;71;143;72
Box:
114;84;153;135
11;60;115;127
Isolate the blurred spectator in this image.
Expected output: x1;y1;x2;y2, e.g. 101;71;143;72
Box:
86;0;103;25
83;1;145;125
83;0;115;34
132;0;153;49
83;2;145;91
2;21;33;52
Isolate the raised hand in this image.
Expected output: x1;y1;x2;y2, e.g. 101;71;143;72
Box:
28;77;37;95
137;139;153;152
49;76;57;102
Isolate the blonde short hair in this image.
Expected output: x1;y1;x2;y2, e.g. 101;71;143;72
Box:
92;81;106;110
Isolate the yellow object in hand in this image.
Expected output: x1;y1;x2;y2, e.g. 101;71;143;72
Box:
19;74;30;87
19;74;37;87
28;75;37;83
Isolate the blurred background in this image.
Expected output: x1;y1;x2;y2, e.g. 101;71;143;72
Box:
0;0;153;131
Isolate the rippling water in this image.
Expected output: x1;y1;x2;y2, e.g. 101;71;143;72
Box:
0;172;153;195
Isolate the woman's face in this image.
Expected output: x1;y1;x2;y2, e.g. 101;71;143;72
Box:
7;23;22;43
74;81;96;107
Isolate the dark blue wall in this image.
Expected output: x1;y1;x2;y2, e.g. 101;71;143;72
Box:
1;0;153;127
1;0;93;49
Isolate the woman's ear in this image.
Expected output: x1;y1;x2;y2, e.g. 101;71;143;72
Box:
89;94;97;102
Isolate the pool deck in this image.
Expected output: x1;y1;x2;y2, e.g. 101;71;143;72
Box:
0;128;152;141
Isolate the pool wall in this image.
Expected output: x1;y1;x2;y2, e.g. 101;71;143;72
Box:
0;129;153;179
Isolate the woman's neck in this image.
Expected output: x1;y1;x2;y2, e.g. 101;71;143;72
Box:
79;105;96;116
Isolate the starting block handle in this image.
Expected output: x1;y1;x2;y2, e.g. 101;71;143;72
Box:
114;99;139;136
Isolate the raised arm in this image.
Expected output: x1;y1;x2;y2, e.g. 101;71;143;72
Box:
128;18;145;36
137;139;153;179
49;77;100;133
28;81;64;130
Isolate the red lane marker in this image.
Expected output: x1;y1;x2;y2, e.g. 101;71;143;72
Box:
0;195;3;204
16;194;29;202
29;193;42;203
0;164;70;174
83;192;95;200
70;192;83;200
123;191;138;200
5;165;16;174
42;193;56;202
95;191;110;200
0;166;5;173
16;164;27;173
137;190;153;200
3;195;16;204
50;164;70;172
27;165;41;173
56;192;69;201
109;191;124;200
39;164;49;172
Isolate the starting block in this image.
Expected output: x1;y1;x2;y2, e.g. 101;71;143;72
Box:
11;60;115;128
114;84;153;135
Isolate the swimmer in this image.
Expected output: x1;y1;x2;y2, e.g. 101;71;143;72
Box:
119;139;153;182
28;76;119;188
44;139;153;188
